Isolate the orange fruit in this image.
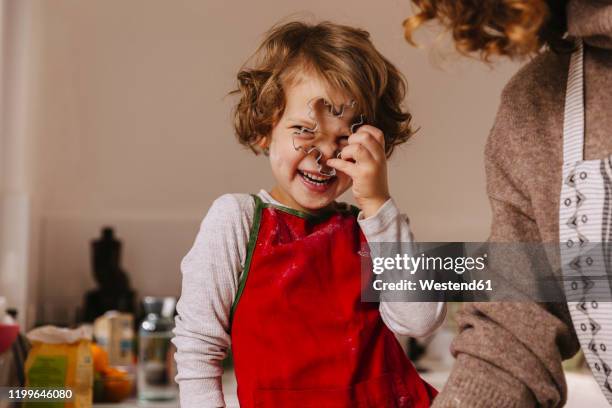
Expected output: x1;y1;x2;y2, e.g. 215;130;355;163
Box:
103;369;133;402
91;343;110;373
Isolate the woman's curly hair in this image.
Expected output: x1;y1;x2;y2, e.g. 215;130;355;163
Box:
231;21;414;157
404;0;572;59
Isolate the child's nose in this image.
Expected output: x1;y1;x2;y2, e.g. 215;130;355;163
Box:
316;132;346;158
316;142;339;160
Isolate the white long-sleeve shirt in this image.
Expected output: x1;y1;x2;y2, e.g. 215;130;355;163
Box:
172;190;446;407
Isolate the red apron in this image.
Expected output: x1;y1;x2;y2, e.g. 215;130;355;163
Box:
230;195;436;407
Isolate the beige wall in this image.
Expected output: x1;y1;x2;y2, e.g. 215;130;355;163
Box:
20;0;521;325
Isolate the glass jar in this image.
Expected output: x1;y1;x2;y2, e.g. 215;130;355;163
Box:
137;297;177;401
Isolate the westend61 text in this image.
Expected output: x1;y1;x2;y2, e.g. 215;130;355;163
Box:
373;279;493;292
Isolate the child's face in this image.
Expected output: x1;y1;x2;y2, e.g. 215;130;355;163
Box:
267;74;355;212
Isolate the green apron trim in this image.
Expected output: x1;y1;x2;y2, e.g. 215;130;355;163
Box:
261;198;358;221
229;194;264;329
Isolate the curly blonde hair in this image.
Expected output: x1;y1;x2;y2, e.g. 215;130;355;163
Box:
231;21;414;156
404;0;572;59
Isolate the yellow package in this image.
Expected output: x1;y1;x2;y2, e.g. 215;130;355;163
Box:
25;326;93;408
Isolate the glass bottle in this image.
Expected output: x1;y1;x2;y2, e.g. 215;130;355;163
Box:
137;297;177;401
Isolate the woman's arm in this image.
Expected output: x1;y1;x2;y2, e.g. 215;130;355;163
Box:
432;58;579;407
432;204;574;407
172;194;254;408
358;198;447;337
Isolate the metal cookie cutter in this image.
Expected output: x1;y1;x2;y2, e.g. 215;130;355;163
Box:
292;97;365;177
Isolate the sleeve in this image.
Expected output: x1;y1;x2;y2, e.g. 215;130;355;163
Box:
172;194;253;408
358;199;447;338
431;82;579;407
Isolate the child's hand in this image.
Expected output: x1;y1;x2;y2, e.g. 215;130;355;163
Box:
327;125;390;218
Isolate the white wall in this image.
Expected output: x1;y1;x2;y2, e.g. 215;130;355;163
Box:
10;0;521;326
0;0;42;328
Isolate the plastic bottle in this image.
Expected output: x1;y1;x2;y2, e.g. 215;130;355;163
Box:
137;297;177;401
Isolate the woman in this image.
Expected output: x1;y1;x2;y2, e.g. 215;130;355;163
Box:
405;1;612;406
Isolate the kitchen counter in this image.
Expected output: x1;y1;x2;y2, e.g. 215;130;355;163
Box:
95;368;608;407
95;401;177;408
421;369;608;408
94;369;239;407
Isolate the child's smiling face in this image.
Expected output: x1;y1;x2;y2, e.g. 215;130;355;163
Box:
266;74;355;213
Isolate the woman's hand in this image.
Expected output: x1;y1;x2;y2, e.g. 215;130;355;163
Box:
327;125;390;218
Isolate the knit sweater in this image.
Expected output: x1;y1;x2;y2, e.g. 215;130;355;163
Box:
432;1;612;407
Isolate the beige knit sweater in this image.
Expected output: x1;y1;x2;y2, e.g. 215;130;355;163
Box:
432;1;612;407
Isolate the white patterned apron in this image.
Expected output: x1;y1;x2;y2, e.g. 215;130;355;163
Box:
559;40;612;405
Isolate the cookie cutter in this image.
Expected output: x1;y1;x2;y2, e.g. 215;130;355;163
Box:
292;97;365;177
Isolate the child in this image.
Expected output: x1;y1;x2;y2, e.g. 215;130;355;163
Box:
173;21;446;408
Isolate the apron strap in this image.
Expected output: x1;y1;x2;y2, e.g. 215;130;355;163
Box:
563;40;585;164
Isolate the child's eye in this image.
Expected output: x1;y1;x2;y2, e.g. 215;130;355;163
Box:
291;126;315;136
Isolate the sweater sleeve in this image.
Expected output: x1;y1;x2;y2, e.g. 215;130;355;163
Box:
432;205;572;407
358;199;447;338
172;194;254;408
432;77;579;407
